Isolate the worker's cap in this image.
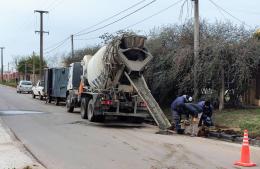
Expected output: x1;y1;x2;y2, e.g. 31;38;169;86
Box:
183;95;193;102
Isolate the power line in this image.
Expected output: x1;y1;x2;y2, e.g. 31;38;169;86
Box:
51;0;183;45
76;0;184;41
74;37;100;41
44;37;70;51
75;0;157;37
208;0;252;28
43;0;151;54
74;0;148;36
123;0;184;30
44;38;69;54
45;0;59;10
44;37;70;53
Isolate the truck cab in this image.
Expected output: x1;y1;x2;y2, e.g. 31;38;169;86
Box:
66;62;83;112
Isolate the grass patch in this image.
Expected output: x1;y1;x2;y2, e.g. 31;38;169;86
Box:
0;80;17;88
214;109;260;137
163;107;260;137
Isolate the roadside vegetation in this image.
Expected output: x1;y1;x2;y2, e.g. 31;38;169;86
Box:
0;80;17;88
214;109;260;138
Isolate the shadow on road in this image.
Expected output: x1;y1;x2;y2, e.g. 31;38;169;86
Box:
67;120;145;129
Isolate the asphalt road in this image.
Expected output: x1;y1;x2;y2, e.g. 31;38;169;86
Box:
0;85;260;169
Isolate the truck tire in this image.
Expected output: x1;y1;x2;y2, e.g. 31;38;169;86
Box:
47;96;52;103
81;97;89;119
32;93;36;99
40;94;43;100
66;94;74;113
55;98;60;106
87;99;105;122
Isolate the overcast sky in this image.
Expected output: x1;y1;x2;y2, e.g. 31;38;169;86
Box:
0;0;259;70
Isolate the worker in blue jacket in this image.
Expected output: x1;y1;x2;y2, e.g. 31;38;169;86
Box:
197;100;213;127
171;95;192;133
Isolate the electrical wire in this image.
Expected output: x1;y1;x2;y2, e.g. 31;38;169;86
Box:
74;0;148;36
61;0;183;42
45;0;59;10
179;0;187;21
208;0;252;28
75;0;157;37
44;37;70;53
74;37;100;41
123;0;184;30
43;0;151;53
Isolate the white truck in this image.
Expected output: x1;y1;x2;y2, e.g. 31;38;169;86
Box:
32;80;45;100
66;35;171;130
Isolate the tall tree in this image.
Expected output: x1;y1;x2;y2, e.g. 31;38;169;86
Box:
17;53;47;74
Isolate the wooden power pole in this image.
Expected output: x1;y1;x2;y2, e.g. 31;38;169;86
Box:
35;10;49;80
71;34;74;58
0;47;5;82
193;0;199;101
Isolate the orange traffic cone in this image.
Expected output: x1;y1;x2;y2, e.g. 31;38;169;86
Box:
234;130;256;167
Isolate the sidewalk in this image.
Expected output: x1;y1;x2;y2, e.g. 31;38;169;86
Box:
0;118;45;169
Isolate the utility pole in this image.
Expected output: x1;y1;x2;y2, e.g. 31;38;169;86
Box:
32;51;35;84
35;10;49;80
71;34;74;58
25;63;27;80
193;0;199;101
0;47;5;82
7;62;9;82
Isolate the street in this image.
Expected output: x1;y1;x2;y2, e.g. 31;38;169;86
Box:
0;84;260;169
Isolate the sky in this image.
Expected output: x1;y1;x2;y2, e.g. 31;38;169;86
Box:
0;0;260;71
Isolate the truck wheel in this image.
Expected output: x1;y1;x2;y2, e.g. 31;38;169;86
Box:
55;98;59;106
87;99;96;122
81;97;89;119
32;93;36;99
66;95;74;113
40;95;43;100
47;96;52;103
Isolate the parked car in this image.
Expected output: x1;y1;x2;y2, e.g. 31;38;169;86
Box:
17;80;33;93
32;80;45;100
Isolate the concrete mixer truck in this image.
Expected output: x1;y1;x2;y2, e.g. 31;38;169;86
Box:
66;34;171;130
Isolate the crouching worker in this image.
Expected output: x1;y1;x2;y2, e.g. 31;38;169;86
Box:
171;95;192;134
182;103;203;136
197;100;214;127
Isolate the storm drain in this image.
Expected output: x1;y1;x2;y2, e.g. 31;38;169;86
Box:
0;110;45;116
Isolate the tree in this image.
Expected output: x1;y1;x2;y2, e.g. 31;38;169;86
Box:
62;46;100;66
144;20;260;110
16;53;47;74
